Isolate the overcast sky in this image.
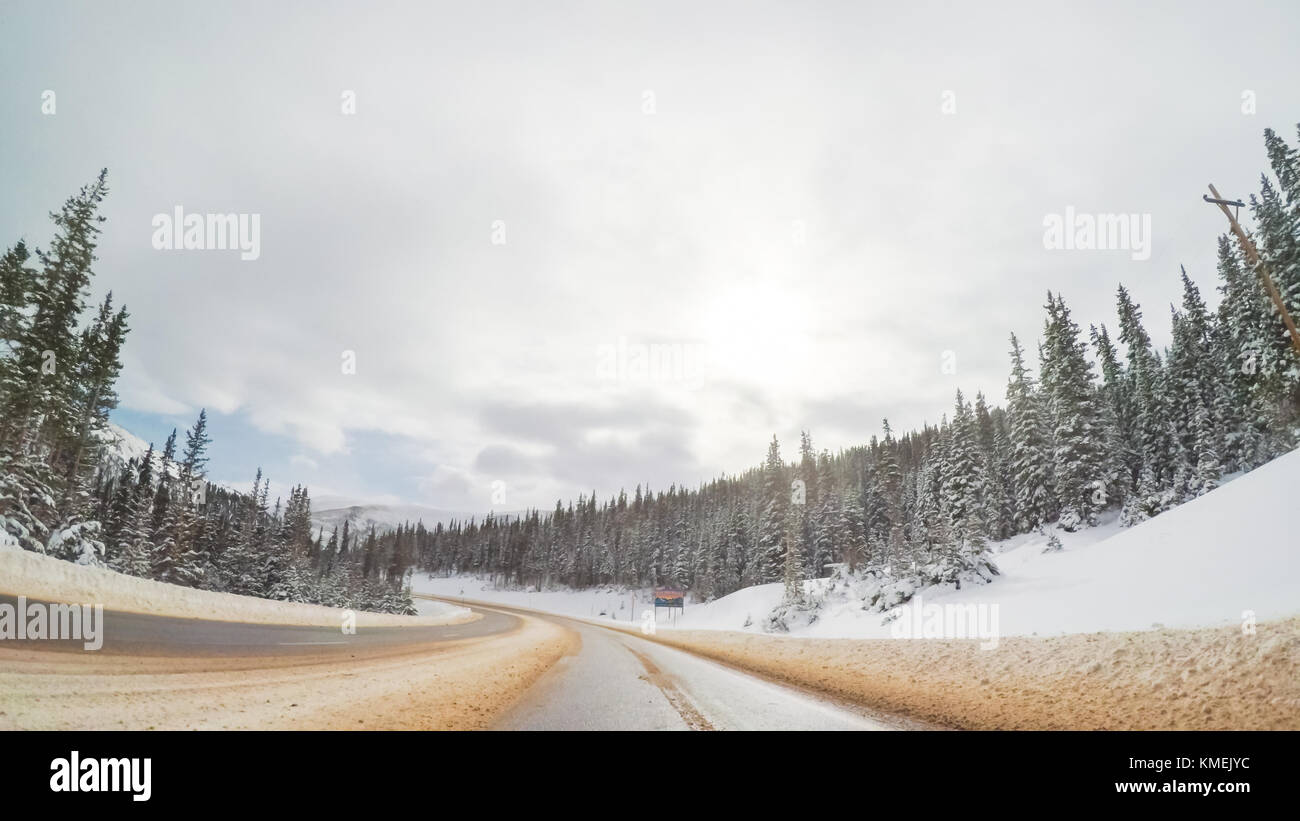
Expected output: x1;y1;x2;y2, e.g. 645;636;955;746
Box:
3;0;1299;512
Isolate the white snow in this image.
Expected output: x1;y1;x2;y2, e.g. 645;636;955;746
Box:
416;446;1300;638
96;422;183;482
0;548;474;628
101;422;152;466
412;576;656;626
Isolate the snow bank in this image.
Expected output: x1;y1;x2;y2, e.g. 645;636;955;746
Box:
644;617;1300;730
874;447;1299;637
0;548;475;628
419;447;1300;638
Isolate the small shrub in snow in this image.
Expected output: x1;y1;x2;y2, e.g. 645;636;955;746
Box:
764;599;819;633
1058;509;1083;532
47;520;106;566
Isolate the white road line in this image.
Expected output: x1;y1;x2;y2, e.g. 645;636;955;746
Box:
277;641;348;646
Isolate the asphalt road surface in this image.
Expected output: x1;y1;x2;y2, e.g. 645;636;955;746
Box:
0;593;517;656
457;601;899;731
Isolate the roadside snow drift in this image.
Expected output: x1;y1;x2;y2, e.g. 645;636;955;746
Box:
0;548;474;628
873;445;1300;637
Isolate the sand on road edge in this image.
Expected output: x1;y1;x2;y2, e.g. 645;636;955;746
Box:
0;611;578;730
633;617;1300;730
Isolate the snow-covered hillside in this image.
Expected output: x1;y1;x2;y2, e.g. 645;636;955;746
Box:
98;422;153;469
96;422;183;481
416;446;1300;638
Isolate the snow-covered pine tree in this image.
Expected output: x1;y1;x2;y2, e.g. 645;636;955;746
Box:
153;410;211;586
796;430;817;574
0;172;109;455
972;394;1014;540
0;172;128;559
781;513;804;604
1167;269;1223;497
1090;323;1138;504
1212;236;1270;471
1041;293;1108;530
0;240;34;352
721;504;750;591
810;450;839;577
1114;286;1178;523
941;392;986;545
1250;133;1300;418
107;444;155;577
1005;333;1056;532
101;458;137;563
837;489;866;573
320;526;340;581
874;420;908;569
53;291;128;522
1192;401;1222;496
757;435;787;583
219;468;268;594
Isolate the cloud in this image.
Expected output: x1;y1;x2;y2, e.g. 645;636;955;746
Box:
4;0;1298;510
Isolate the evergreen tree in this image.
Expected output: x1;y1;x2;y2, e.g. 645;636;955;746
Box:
1041;293;1108;530
1005;333;1056;530
1167;269;1223;497
0;171;110;455
1091;323;1138;502
757;435;787;583
153;410;211;586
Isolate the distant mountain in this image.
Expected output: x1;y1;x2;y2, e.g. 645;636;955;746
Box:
97;422;174;478
99;422;151;465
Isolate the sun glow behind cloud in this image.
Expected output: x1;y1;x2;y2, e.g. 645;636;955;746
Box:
3;0;1298;511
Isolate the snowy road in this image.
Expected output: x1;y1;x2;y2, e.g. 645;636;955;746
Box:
0;593;515;655
1;592;902;729
445;600;900;731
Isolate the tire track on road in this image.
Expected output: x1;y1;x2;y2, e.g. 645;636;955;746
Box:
624;645;715;730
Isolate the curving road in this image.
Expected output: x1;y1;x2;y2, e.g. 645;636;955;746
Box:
1;592;905;729
425;598;902;731
0;593;516;656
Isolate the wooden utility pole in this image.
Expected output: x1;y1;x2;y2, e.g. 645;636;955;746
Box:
1205;184;1300;358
